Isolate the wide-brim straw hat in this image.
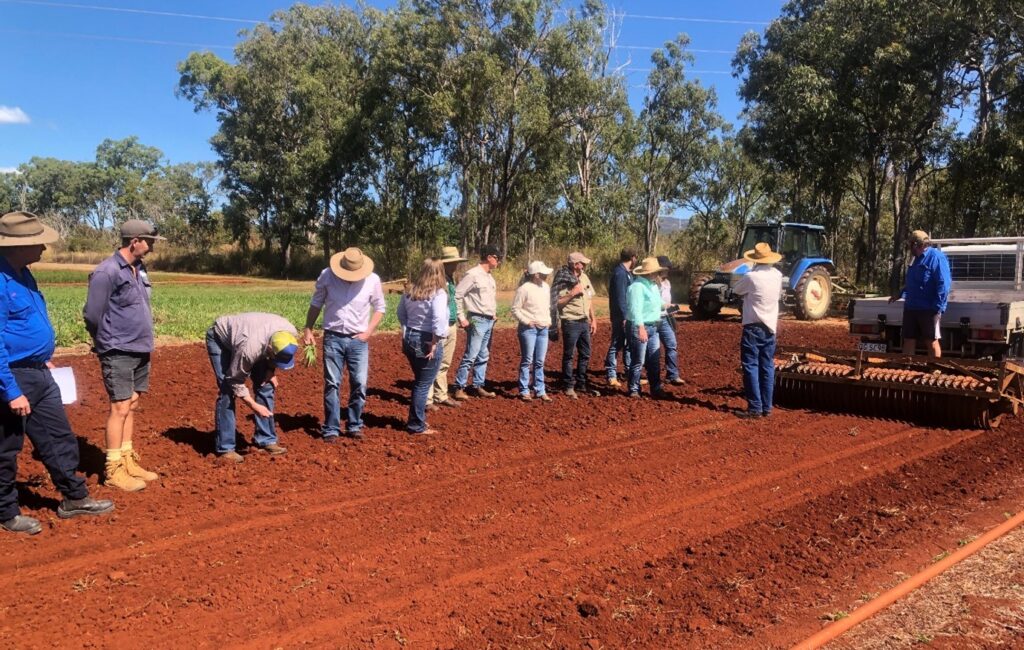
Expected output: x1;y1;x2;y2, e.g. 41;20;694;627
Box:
632;256;665;276
743;242;783;265
0;211;59;247
330;247;374;282
439;246;468;263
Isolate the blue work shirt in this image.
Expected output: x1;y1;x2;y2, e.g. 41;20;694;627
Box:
902;246;952;313
608;263;634;321
83;251;154;354
0;258;56;401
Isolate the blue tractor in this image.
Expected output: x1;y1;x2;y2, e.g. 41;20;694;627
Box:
688;222;836;321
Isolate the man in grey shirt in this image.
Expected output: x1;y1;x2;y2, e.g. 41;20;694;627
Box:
83;219;165;492
205;312;298;462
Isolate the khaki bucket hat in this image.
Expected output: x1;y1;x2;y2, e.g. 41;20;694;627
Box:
0;211;59;247
330;247;374;282
439;246;468;263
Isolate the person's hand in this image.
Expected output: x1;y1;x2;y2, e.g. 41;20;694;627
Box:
570;283;584;297
269;375;279;389
45;361;56;370
8;395;30;417
638;327;648;343
427;343;438;360
354;331;371;342
458;316;470;328
888;295;898;304
590;320;597;335
251;403;272;419
301;328;316;346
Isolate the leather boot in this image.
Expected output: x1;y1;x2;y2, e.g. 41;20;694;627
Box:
105;459;146;492
122;449;159;481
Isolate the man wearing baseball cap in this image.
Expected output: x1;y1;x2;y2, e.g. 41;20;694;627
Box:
83;219;166;492
889;230;951;358
0;211;114;534
205;313;299;462
452;244;501;399
302;247;386;441
552;251;598;398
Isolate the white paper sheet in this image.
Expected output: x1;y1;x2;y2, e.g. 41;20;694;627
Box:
50;366;77;405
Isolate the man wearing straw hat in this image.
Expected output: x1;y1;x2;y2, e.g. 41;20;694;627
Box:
626;257;669;399
302;247;386;441
83;219;166;492
732;242;784;418
427;246;467;410
0;211;114;534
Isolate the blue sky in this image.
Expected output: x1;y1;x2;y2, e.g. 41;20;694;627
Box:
1;0;784;172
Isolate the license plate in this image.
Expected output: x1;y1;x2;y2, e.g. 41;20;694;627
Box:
858;342;888;352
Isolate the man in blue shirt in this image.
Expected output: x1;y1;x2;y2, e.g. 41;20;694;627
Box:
604;248;636;388
84;219;165;492
0;211;113;535
890;230;952;358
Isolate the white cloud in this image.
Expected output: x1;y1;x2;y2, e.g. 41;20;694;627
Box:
0;167;18;174
0;106;30;125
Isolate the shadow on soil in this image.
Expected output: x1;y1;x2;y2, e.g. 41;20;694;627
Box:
162;426;217;456
15;482;61;512
76;436;106;480
275;412;320;437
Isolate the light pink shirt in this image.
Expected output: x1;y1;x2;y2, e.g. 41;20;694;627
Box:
310;269;386;335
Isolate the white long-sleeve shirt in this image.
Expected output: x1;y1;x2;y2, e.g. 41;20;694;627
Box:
511;281;552;327
732;265;784;333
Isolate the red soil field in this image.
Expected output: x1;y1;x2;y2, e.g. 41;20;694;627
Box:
3;317;1024;649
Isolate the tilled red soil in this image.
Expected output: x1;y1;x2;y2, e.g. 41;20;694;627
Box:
3;317;1024;649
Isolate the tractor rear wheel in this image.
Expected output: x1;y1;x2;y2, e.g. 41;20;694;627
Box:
793;266;832;321
688;273;721;319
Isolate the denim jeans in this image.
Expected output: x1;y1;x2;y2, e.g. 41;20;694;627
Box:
0;366;89;520
561;319;592;390
402;329;443;433
322;330;369;437
740;323;776;415
206;328;276;453
657;315;680;381
517;324;549;396
605;317;632;380
628;323;663;394
454;315;494;389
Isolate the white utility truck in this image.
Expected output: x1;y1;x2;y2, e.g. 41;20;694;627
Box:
848;237;1024;359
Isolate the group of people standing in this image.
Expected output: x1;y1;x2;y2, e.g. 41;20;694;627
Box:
0;207;785;536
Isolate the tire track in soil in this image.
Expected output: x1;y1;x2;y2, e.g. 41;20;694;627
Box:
59;422;975;649
235;424;987;648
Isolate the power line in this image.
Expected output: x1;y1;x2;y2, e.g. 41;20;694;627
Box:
0;27;233;49
0;0;264;24
621;13;770;26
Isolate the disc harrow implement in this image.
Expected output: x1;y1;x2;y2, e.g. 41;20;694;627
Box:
773;347;1024;429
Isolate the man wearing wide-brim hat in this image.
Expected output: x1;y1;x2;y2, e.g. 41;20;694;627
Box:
427;246;468;410
302;247;386;441
732;242;785;418
0;211;114;535
625;257;670;399
83;219;166;492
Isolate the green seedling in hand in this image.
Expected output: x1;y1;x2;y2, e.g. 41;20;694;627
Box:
303;343;317;367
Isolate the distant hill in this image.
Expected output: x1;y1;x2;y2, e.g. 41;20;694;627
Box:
659;215;690;235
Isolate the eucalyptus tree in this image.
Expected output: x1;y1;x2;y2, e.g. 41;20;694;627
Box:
633;35;722;253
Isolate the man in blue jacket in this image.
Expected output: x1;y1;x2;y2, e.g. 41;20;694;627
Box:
605;248;636;387
891;230;951;358
0;211;114;535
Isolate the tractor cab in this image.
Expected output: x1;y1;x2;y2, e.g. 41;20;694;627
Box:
689;222;835;321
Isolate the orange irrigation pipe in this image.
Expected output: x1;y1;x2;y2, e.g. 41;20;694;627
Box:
792;508;1024;650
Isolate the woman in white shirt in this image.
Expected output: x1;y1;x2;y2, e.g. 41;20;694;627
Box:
397;259;450;434
511;261;554;401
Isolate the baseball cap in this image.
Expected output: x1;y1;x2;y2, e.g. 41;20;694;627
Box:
656;255;674;270
120;219;166;240
568;251;591;265
527;260;553;275
270;331;298;370
479;244;501;260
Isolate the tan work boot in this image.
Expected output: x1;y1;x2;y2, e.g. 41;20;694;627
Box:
122;449;159;481
105;459;146;492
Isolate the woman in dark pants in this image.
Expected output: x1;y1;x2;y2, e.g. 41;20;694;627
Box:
397;259;450;435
